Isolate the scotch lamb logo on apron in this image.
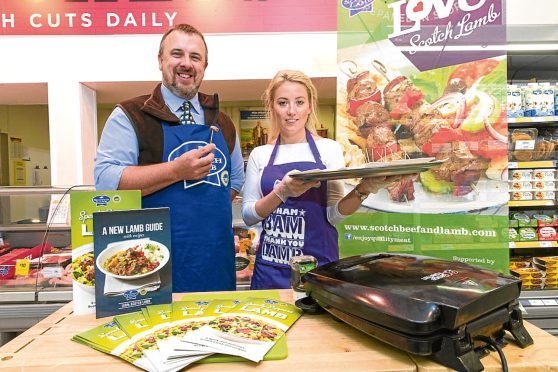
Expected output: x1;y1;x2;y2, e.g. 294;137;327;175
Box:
168;140;229;189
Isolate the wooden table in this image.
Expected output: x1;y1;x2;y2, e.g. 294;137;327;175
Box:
1;290;557;371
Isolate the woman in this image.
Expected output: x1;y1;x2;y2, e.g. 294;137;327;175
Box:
242;70;399;289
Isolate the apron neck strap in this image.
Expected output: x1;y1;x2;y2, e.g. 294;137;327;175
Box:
267;129;323;167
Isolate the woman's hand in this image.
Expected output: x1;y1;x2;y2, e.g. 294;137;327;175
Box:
356;175;402;195
273;170;321;202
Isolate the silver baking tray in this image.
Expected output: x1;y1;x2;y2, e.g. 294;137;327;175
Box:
289;157;445;182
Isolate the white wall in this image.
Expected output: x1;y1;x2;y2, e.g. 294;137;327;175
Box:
0;32;337;186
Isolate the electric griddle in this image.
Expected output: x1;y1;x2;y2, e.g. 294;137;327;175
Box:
297;253;533;372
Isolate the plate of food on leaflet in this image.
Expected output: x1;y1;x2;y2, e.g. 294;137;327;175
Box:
336;48;508;214
96;239;169;280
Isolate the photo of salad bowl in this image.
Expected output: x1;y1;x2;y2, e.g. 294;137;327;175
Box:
96;239;169;280
72;243;95;293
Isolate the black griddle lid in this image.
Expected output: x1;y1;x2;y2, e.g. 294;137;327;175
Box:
303;253;522;334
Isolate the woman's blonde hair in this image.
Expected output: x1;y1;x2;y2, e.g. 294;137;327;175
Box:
262;70;319;142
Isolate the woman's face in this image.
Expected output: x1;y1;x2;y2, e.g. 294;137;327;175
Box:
272;81;311;139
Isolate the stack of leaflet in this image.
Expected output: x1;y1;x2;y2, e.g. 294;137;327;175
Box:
72;297;302;372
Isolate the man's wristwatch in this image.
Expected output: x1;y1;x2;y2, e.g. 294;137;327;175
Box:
354;186;369;202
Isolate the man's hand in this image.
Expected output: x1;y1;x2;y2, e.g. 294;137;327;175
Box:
172;143;216;181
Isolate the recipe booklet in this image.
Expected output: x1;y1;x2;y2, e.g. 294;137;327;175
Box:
156;300;213;361
113;310;204;372
141;303;211;370
181;297;302;362
70;190;141;315
93;207;172;318
71;320;155;371
164;299;242;359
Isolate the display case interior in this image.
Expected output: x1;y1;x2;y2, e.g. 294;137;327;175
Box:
0;187;79;300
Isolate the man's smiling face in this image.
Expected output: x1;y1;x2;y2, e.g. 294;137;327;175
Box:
158;30;207;100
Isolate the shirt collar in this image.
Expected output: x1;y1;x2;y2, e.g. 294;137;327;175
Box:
160;84;202;115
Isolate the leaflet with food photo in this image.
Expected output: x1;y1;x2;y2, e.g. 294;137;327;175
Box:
165;299;242;358
71;320;155;371
93;207;172;318
70;190;141;315
113;310;203;372
182;297;302;362
156;300;212;361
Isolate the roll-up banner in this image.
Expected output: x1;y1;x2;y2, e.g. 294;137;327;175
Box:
336;0;509;272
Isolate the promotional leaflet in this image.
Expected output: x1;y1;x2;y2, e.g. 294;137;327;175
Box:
182;298;302;363
73;293;296;369
71;320;155;371
167;299;242;357
70;190;141;315
336;0;508;270
93;207;172;318
156;300;213;361
114;310;202;372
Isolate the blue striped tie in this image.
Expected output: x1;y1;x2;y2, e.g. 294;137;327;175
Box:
179;101;196;125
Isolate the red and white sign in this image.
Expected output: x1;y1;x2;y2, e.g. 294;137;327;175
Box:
0;0;336;35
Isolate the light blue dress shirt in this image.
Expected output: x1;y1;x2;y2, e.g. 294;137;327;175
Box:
94;84;245;192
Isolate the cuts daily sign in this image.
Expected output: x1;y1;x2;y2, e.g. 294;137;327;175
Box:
0;0;336;35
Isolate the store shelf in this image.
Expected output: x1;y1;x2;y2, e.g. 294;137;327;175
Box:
0;224;70;232
510;241;558;249
509;116;558;124
509;200;556;208
509;160;556;169
0;186;91;196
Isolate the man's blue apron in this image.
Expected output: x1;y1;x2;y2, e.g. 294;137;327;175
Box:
251;130;339;289
143;122;234;292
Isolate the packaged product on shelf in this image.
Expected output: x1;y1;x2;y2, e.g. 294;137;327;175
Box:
511;267;543;279
555;82;558;115
538;226;558;241
523;83;543;117
540;82;555;116
532;139;555;161
509;169;533;181
509;256;531;269
513;212;537;227
518;227;538;241
534;214;558;227
534;190;556;200
509;228;520;242
507;84;524;118
532;181;556;190
537;256;558;270
533;168;556;180
510;191;533;201
510;181;532;191
0;243;53;280
511;128;537;161
509;218;519;228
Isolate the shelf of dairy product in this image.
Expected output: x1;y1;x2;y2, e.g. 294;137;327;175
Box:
507;82;557;120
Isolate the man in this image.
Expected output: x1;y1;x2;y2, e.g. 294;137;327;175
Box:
94;24;245;292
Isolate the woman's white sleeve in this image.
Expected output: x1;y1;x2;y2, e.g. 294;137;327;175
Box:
241;150;265;226
325;141;351;225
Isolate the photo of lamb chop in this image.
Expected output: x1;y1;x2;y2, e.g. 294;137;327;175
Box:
428;142;489;196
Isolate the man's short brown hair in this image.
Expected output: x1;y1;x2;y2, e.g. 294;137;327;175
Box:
158;24;208;64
